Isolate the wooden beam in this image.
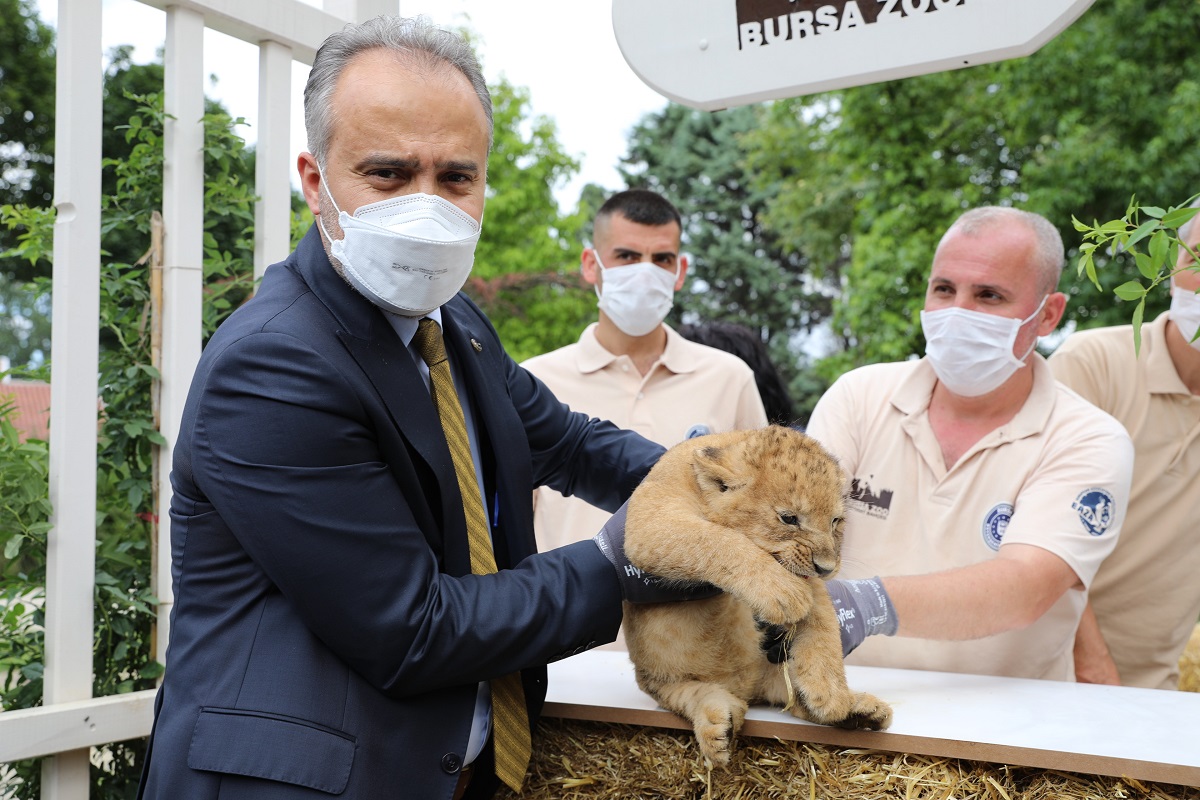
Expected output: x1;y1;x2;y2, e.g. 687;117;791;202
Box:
0;691;157;763
44;0;104;792
135;0;398;64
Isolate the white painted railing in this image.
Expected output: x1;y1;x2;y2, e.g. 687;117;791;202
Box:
0;2;396;797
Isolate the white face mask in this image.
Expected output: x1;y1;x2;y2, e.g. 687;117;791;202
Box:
317;167;481;317
593;251;678;337
1169;279;1200;351
920;295;1049;397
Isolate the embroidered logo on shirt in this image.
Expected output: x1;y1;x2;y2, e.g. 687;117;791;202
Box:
846;476;892;520
1072;488;1115;537
685;424;711;440
981;503;1014;551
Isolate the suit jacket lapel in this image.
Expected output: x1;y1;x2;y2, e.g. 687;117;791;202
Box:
293;226;467;563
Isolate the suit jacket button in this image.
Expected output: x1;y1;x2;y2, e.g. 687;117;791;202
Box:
441;752;463;774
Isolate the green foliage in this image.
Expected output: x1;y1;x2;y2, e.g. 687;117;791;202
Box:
620;103;835;421
0;391;52;717
461;77;594;362
0;0;56;212
1073;196;1200;353
0;38;260;370
0;204;54;365
0;92;254;798
746;0;1200;378
0;0;57;372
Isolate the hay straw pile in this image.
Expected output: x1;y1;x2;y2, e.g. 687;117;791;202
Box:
503;719;1199;800
499;625;1200;800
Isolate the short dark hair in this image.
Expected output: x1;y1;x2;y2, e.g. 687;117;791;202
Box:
677;321;796;426
596;189;682;230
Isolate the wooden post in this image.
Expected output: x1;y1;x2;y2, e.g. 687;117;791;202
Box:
42;0;103;795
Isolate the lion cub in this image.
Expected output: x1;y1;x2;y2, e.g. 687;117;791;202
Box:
623;426;892;766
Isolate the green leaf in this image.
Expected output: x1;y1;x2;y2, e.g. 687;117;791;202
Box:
1125;218;1160;249
1132;298;1146;356
1161;206;1200;229
1134;252;1158;281
1142;206;1167;219
4;535;23;560
1083;254;1100;290
1149;230;1171;269
1113;281;1147;301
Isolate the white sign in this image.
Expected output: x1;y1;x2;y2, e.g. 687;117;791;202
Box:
612;0;1097;110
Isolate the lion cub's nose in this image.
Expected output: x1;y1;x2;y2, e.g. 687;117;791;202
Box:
814;560;835;577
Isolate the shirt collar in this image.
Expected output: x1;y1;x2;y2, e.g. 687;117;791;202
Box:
892;353;1057;439
385;307;443;348
1143;311;1192;396
573;323;698;375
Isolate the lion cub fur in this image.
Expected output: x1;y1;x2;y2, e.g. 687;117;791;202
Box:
623;426;892;766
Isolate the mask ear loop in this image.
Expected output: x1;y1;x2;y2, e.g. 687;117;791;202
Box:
590;248;606;301
313;160;345;244
1015;294;1051;361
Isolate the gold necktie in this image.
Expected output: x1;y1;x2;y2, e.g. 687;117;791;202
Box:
412;318;531;792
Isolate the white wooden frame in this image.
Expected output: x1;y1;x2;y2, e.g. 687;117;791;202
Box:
0;2;395;797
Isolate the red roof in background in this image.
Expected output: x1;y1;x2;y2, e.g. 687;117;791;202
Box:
1;380;51;442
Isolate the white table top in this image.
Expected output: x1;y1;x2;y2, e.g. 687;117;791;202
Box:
545;650;1200;787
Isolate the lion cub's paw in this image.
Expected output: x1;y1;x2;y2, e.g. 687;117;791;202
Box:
740;572;814;625
833;691;892;731
693;702;746;767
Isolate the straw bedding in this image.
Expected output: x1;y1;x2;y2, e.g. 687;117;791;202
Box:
498;625;1200;800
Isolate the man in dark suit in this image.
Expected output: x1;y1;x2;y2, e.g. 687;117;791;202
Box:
139;16;668;799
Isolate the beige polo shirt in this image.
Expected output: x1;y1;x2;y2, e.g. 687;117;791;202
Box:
522;323;768;553
1050;312;1200;690
807;356;1133;681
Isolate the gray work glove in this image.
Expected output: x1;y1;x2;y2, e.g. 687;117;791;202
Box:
593;501;721;604
826;576;899;656
756;576;899;662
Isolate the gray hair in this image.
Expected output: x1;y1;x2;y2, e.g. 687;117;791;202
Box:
304;15;493;163
941;206;1064;295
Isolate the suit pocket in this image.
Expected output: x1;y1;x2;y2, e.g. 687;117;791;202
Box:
187;707;356;794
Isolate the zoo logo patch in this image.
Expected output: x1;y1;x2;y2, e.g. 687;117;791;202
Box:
981;503;1013;552
1072;488;1116;537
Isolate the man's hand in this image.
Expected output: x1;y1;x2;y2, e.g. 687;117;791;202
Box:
593;502;721;604
826;577;899;656
1073;603;1121;685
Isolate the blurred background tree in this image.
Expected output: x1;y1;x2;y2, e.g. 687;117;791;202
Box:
741;0;1200;383
461;76;595;363
620;103;834;422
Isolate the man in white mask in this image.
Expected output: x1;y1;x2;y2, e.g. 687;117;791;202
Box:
1051;199;1200;690
522;190;768;641
140;18;708;800
804;206;1134;682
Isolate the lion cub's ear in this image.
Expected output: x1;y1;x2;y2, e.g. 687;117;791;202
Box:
692;445;744;496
